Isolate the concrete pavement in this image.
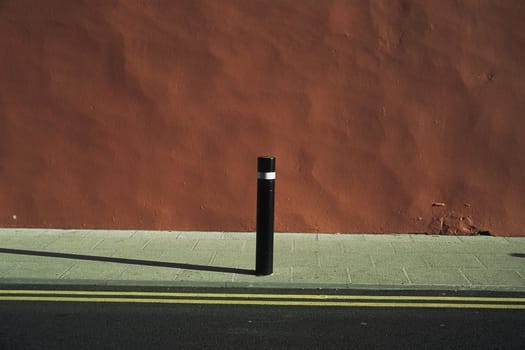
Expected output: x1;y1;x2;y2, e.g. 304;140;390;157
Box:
0;229;524;291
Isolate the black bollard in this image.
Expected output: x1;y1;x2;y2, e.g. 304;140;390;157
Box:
256;156;275;276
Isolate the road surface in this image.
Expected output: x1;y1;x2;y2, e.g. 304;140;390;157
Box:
0;286;524;349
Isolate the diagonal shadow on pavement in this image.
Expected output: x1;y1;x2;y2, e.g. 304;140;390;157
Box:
0;247;255;275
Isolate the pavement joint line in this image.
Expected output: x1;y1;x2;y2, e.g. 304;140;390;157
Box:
93;239;105;249
369;255;376;269
115;267;127;281
141;239;153;250
41;236;60;249
57;265;75;279
422;257;429;268
208;251;217;265
173;267;183;280
91;239;104;250
402;267;412;285
458;268;473;286
473;255;487;268
346;267;352;284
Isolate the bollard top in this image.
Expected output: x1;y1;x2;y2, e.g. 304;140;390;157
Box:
258;156;275;172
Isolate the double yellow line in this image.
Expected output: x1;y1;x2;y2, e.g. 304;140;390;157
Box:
1;290;524;309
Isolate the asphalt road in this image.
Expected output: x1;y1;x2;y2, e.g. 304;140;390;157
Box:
0;287;524;349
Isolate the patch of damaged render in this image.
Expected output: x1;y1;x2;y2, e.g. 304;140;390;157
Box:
429;202;481;236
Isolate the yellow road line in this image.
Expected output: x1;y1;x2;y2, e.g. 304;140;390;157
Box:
1;296;525;309
0;290;524;303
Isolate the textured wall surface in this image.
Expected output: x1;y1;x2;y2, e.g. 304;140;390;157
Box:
1;0;524;235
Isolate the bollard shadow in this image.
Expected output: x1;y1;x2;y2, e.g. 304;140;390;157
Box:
510;253;525;258
0;248;255;275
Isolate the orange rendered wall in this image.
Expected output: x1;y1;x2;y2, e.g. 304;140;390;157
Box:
1;0;524;235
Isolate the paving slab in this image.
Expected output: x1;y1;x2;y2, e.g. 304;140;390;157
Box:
291;266;349;285
277;233;319;240
461;268;525;287
176;270;234;284
143;238;198;252
1;234;61;250
294;240;343;253
458;236;514;253
130;231;176;240
423;254;485;268
60;261;128;280
274;252;318;267
370;253;428;269
244;240;292;253
118;265;181;281
475;253;525;269
42;237;105;253
93;237;152;252
341;240;395;254
177;231;224;239
319;253;373;269
405;267;471;286
222;232;253;240
391;242;432;253
5;262;74;280
0;262;19;278
348;266;411;285
193;239;246;251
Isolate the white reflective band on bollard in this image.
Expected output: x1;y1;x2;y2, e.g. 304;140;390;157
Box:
257;172;276;180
